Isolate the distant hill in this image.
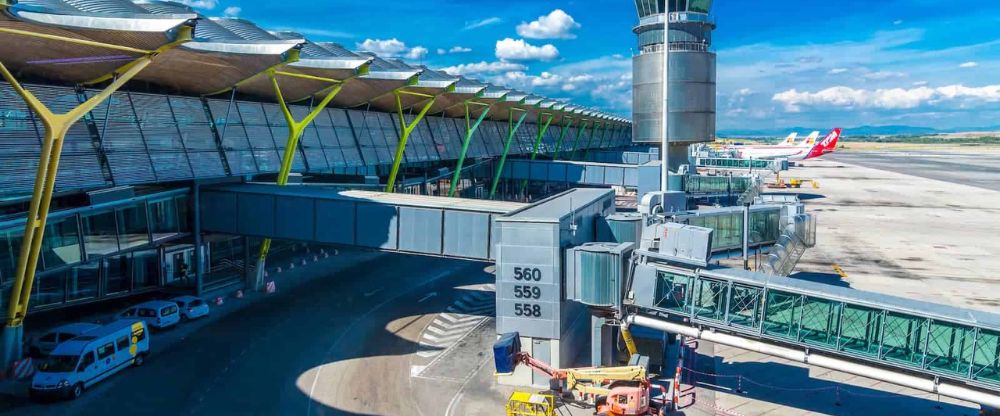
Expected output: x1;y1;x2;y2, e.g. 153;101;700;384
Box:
718;125;1000;138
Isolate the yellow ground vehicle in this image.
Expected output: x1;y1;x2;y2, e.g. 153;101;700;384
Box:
494;332;668;416
506;391;555;416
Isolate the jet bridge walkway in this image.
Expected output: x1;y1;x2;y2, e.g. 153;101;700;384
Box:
199;183;525;261
627;263;1000;406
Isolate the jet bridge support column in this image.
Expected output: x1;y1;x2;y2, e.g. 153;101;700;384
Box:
385;90;437;192
0;25;192;367
254;70;359;291
447;100;491;197
519;112;555;195
489;107;528;199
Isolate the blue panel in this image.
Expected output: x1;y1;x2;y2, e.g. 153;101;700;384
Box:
529;160;547;180
624;165;639;187
237;193;275;236
315;200;356;245
511;160;530;180
398;207;443;255
356;203;397;249
547;162;567;182
566;164;586;184
584;165;604;185
443;211;490;259
274;197;315;241
605;167;625;186
200;191;238;233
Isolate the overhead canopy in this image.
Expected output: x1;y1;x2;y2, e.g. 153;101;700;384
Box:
132;2;300;95
439;81;509;118
0;0;194;83
424;75;484;115
202;24;371;102
0;0;629;124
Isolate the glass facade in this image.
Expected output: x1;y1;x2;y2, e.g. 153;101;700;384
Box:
0;190;189;311
82;211;119;259
683;207;781;251
649;268;1000;387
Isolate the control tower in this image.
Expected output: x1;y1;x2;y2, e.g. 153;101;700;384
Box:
632;0;716;170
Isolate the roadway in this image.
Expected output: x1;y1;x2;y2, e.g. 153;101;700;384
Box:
0;253;495;415
830;151;1000;191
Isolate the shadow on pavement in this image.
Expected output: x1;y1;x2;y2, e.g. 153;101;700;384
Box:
687;353;978;416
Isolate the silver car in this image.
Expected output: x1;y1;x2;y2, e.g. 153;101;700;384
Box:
27;323;101;357
172;296;210;321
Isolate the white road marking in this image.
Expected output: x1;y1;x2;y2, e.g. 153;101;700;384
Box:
416;350;441;358
417;292;437;303
421;333;464;344
409;365;426;377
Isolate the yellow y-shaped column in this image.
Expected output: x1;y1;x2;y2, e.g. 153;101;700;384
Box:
254;70;359;290
384;90;437;192
0;25;192;364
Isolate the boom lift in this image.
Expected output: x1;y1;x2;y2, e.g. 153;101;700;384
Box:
494;332;668;416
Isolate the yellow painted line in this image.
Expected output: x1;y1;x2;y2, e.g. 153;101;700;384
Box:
832;264;848;278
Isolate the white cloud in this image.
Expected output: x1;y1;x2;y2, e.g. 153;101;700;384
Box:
495;38;559;61
405;46;428;60
223;6;240;17
516;9;581;40
959;61;978;68
437;46;472;55
356;38;428;61
441;61;527;76
893;20;904;25
828;68;849;74
863;70;907;80
913;81;928;86
463;17;503;31
177;0;217;9
772;84;1000;112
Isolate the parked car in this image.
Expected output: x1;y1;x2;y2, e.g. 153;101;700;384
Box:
117;300;180;330
30;320;149;400
171;296;210;321
27;323;101;357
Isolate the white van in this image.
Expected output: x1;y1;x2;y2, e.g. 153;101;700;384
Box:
118;300;180;330
30;320;149;400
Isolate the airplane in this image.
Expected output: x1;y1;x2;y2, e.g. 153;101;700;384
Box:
730;129;841;161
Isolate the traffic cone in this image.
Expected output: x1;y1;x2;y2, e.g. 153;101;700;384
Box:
234;289;244;299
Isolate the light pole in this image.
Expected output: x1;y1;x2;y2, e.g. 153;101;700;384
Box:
660;6;670;192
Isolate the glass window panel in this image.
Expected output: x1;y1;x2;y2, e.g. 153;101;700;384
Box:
66;260;99;301
31;270;65;307
148;198;180;241
653;271;693;313
971;330;1000;384
798;297;840;348
0;227;24;286
762;290;800;339
693;278;726;321
104;254;132;295
837;304;882;358
41;217;82;270
82;211;119;259
176;195;191;233
116;203;150;250
132;249;160;289
924;321;976;376
727;284;762;329
880;312;927;367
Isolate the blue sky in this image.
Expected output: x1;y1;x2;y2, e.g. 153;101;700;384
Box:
183;0;1000;130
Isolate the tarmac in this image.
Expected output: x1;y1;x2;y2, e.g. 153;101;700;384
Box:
682;151;1000;416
